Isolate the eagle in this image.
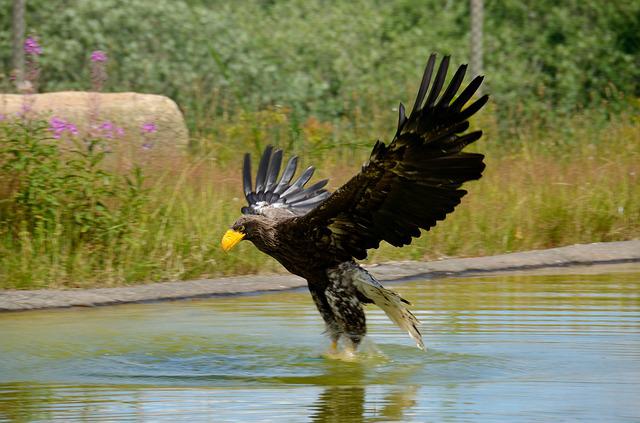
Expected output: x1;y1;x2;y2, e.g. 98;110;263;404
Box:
221;54;488;354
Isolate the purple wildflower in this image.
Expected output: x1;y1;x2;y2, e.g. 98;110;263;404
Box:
0;114;6;121
100;121;114;131
48;117;78;139
90;50;108;92
141;122;157;134
140;122;157;150
67;123;79;136
90;50;107;63
95;121;124;139
49;117;66;132
24;37;42;56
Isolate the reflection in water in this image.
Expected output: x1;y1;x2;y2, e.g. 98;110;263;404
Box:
313;385;366;423
309;358;418;423
311;360;366;423
0;263;639;421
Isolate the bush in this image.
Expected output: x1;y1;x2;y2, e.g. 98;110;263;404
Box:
1;0;638;130
0;116;147;286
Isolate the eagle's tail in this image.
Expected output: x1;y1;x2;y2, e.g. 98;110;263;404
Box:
349;264;425;350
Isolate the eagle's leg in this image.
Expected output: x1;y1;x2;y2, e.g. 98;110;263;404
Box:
325;274;367;353
309;287;343;353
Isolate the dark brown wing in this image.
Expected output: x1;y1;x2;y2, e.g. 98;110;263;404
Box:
292;54;489;261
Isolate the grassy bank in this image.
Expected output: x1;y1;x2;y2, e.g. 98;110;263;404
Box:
1;107;638;289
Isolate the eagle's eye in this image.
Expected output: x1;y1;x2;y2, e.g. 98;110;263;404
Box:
237;224;246;233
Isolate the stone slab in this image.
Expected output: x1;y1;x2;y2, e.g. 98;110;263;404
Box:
1;240;638;311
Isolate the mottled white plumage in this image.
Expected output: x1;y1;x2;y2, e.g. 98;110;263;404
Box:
327;262;424;349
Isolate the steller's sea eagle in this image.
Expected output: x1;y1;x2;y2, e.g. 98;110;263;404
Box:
221;54;488;354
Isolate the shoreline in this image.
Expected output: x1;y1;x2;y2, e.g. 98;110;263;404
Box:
1;240;638;312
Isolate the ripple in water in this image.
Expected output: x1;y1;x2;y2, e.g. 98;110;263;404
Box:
1;263;639;421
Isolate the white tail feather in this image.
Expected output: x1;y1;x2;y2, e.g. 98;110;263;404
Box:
350;266;425;350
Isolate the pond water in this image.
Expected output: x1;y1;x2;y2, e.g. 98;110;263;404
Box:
1;264;639;422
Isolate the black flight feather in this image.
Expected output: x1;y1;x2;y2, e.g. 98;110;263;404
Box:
423;55;450;108
274;156;298;194
283;179;329;204
264;149;283;202
255;145;273;196
410;54;436;118
450;75;484;112
242;153;253;203
280;166;315;199
397;102;407;134
265;149;283;194
437;63;467;107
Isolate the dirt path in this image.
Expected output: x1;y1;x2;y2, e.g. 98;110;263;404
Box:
1;240;638;311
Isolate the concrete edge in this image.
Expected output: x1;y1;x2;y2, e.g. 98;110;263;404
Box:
1;240;638;312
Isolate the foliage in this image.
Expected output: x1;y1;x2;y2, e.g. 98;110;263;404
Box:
0;0;638;130
0;118;147;287
0;108;638;289
0;1;638;289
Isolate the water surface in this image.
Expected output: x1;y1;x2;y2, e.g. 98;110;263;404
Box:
1;264;639;421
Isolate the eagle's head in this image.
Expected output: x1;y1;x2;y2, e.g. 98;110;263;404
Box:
221;214;275;252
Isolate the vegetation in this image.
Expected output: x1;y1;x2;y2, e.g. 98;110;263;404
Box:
0;1;639;288
1;106;638;289
1;0;638;128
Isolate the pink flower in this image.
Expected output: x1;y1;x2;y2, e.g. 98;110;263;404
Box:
24;37;42;56
95;121;124;139
90;50;107;63
67;123;79;136
100;121;114;131
48;117;77;139
141;122;157;134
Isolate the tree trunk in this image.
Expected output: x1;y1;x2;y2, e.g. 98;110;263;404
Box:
470;0;483;94
12;0;26;89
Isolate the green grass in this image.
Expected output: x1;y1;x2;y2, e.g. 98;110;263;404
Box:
1;107;639;289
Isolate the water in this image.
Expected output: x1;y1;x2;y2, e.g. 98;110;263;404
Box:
1;264;639;422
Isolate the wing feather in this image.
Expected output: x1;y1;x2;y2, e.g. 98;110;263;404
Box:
264;149;283;196
255;145;273;198
274;156;298;194
242;153;254;204
279;166;315;199
410;54;436;118
423;55;449;108
240;147;330;216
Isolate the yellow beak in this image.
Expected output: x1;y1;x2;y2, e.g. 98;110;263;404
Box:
221;229;245;252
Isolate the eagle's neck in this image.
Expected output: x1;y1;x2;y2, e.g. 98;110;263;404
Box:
247;216;280;253
248;215;317;278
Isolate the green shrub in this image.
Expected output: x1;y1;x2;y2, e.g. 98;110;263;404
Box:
1;0;638;131
0;117;147;286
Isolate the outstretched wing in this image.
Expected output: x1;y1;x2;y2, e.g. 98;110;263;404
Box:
241;145;331;216
294;54;489;261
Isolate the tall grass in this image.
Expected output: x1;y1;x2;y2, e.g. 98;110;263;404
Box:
1;105;638;289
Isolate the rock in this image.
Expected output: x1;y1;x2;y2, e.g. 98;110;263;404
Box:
0;91;189;169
